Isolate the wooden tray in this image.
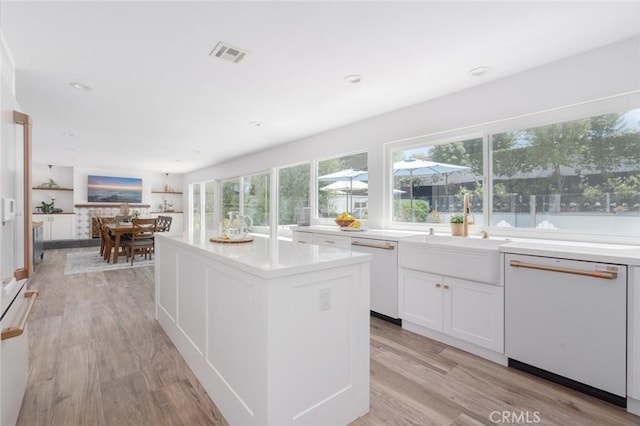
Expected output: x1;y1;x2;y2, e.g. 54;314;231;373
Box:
209;236;254;244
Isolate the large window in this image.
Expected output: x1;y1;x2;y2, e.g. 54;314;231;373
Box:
243;172;270;236
221;178;240;220
392;137;483;225
491;109;640;234
221;173;270;236
317;152;368;219
278;162;310;238
204;181;216;231
190;183;201;232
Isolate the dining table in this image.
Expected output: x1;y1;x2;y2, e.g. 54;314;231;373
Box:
105;222;134;264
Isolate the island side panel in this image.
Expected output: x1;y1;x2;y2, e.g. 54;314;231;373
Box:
266;260;371;425
155;237;268;425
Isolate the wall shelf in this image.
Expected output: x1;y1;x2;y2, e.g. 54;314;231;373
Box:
32;187;73;191
152;191;183;194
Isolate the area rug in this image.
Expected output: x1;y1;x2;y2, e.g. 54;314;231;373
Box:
64;251;153;275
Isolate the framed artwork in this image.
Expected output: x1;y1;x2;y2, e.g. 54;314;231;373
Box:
87;175;142;203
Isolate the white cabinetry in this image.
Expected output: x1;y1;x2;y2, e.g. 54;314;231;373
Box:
399;269;504;353
628;266;640;415
1;282;30;426
292;230;313;244
311;233;351;249
33;214;75;240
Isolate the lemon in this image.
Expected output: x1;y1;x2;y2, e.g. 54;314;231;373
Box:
349;220;362;229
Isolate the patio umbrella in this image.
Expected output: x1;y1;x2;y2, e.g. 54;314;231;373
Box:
320;180;368;211
318;168;368;212
393;158;470;214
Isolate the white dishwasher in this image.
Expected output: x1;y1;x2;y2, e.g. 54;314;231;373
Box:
505;253;626;406
351;237;399;323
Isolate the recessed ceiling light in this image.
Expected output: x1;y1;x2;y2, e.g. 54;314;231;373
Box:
344;74;363;84
61;132;75;137
249;121;262;127
192;149;201;154
469;66;492;77
65;147;76;152
69;82;92;90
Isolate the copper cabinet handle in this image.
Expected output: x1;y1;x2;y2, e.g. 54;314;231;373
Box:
1;290;39;340
509;260;617;280
435;283;441;288
443;285;450;290
351;241;395;250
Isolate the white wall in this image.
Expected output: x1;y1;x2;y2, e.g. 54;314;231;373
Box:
190;37;640;229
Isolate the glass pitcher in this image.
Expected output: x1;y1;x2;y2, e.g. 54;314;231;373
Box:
223;211;253;240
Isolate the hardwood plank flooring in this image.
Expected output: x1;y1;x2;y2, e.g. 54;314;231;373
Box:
17;248;639;426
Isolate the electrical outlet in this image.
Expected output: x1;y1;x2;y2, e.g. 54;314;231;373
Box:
319;287;331;311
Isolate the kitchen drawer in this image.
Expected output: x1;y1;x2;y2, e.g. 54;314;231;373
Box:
312;233;352;249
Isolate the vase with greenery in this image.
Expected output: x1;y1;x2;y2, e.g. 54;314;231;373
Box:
450;213;464;236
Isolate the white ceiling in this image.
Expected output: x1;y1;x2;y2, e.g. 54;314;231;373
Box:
2;1;639;174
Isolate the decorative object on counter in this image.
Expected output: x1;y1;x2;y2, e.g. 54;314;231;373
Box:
450;213;464;236
334;211;355;227
131;209;140;218
37;164;61;188
220;211;252;240
35;199;62;214
209;235;254;244
163;199;175;212
120;203;130;217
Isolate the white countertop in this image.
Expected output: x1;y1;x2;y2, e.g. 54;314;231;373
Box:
500;239;640;266
155;232;371;278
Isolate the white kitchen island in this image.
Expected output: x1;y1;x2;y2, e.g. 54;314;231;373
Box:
154;232;371;426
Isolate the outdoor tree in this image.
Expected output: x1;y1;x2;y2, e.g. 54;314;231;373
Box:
278;164;310;224
523;119;591;192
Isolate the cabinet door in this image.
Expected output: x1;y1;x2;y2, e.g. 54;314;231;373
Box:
50;215;75;240
398;269;443;332
312;233;351;249
292;231;313;244
443;277;503;352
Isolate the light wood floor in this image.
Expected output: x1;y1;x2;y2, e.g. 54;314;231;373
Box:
18;248;639;426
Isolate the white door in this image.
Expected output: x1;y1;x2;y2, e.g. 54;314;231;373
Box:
443;277;504;352
399;269;443;331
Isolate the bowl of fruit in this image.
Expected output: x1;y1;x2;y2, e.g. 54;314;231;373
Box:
335;212;355;227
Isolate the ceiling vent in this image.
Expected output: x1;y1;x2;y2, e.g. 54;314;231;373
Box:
209;42;249;64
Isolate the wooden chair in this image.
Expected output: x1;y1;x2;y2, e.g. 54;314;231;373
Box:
101;222;127;263
155;215;172;232
96;216;106;256
124;218;157;266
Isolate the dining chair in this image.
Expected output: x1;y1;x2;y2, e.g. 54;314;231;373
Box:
156;215;172;232
124;218;157;266
96;216;105;256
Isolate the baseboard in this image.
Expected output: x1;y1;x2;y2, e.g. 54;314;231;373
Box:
627;397;640;416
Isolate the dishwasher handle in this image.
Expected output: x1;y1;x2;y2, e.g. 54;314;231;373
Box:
509;260;617;280
351;241;395;250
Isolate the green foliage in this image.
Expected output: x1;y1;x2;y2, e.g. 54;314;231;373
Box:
450;214;464;223
605;174;640;201
394;199;430;222
278;164;310;224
